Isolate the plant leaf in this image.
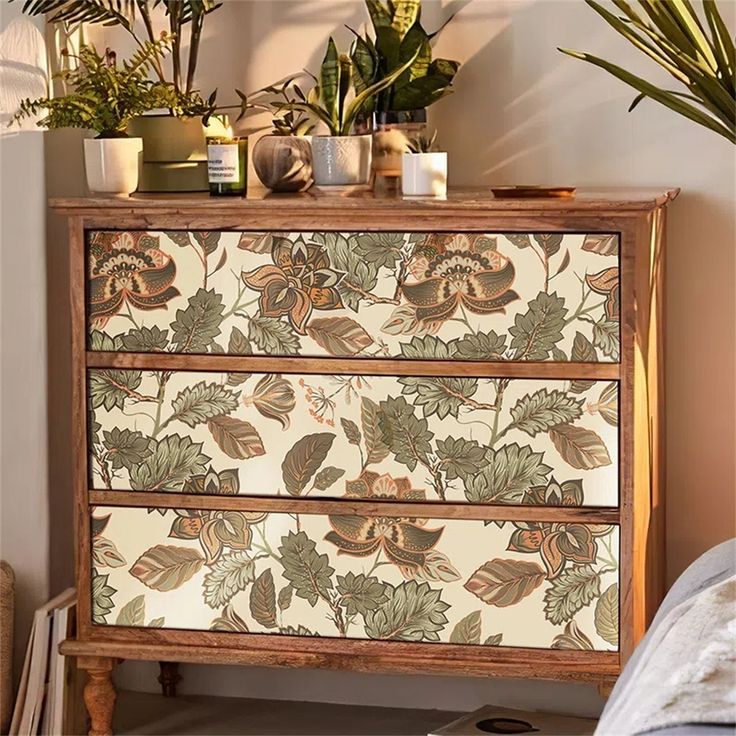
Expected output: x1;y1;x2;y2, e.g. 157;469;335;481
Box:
171;288;225;353
203;550;255;608
595;583;619;646
115;595;145;626
543;564;601;625
449;610;481;644
250;568;278;628
549;423;612;469
278;530;334;606
464;558;546;607
248;315;301;355
281;433;336;495
130;545;204;592
582;233;619;256
306;316;374;356
361;396;389;465
207;416;265;460
129;434;210;491
336;572;388;616
509;389;584;437
170;382;239;428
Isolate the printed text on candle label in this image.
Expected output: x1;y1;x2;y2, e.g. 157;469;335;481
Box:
207;144;240;183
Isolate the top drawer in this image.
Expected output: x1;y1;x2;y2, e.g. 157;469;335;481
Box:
86;230;620;362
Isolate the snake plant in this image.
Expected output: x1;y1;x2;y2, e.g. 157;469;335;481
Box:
283;37;420;136
351;0;460;114
560;0;735;144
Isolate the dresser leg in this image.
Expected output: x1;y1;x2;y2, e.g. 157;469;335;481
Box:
79;656;117;736
158;661;181;697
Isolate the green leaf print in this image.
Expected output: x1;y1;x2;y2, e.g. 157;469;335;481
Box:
170;382;240;428
378;396;433;471
281;433;336;496
336;572;388;617
91;570;116;624
313;466;345;491
121;326;169;352
452;331;507;360
248;316;301;355
88;369;143;411
509;291;567;360
595;583;619;647
364;581;450;642
449;610;482;644
508;389;584;437
398;375;480;419
592;320;620;361
465;444;552;504
203;551;256;609
129;434;210;491
543;564;601;625
102;428;152;470
435;436;487;481
278;531;334;606
249;569;278;628
170;288;225;353
115;594;145;626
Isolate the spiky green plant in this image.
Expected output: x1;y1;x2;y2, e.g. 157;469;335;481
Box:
282;37;420;136
559;0;735;144
12;39;181;136
12;0;221;114
351;0;460;115
247;75;316;136
406;129;439;153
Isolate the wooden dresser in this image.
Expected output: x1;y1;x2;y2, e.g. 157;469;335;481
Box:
52;188;676;735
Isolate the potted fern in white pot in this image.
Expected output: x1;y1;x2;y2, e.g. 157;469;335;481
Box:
13;39;178;196
402;131;447;197
284;37;419;187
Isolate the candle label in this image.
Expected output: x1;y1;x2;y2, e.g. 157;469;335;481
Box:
207;144;240;183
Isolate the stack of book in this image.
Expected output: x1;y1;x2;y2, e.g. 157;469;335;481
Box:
9;589;82;736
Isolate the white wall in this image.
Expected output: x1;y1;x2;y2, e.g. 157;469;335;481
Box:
0;0;50;677
14;0;736;718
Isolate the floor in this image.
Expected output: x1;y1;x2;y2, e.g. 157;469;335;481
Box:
114;690;463;736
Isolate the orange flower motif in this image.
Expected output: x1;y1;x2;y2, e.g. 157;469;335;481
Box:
169;509;267;564
243;374;295;429
508;520;611;579
325;471;443;574
88;232;180;326
402;234;519;324
585;267;620;322
242;238;344;334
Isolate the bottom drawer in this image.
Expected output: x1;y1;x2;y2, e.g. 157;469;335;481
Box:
90;506;619;651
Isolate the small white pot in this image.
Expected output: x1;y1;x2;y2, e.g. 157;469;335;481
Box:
311;135;372;186
401;152;448;197
84;137;143;196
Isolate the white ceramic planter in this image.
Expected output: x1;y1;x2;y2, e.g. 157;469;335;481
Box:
311;135;372;186
401;151;448;197
84;137;143;196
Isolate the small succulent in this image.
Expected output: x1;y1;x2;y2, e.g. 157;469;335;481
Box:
406;130;439;153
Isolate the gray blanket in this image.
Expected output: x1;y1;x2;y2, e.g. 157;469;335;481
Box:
598;539;736;736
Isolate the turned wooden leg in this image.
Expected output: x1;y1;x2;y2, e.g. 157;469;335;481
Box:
158;661;181;697
79;656;117;736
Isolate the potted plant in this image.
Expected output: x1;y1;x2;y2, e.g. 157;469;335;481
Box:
251;76;316;192
402;130;447;197
351;0;460;177
13;39;178;196
15;0;228;191
559;0;734;144
285;37;419;187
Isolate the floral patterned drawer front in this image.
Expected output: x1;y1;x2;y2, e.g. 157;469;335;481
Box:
86;230;620;361
91;506;620;651
88;369;619;506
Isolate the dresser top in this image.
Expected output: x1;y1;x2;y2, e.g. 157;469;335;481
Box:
51;186;679;215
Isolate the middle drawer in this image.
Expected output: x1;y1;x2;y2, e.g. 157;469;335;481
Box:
88;369;618;507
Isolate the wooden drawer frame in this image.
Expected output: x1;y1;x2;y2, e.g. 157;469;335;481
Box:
57;194;669;695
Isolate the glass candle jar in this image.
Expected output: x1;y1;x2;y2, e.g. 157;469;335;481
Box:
206;134;247;196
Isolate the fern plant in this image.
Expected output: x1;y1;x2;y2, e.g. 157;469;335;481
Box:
12;0;221;114
12;39;181;137
560;0;735;144
282;37;420;136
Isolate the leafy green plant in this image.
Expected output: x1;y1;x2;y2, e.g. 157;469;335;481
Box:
12;39;180;137
13;0;222;116
248;76;316;136
406;129;439;152
559;0;735;144
283;37;420;136
351;0;460;114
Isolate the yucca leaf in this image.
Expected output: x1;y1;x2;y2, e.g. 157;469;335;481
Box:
391;0;421;37
320;37;341;132
703;1;736;84
342;43;421;134
395;22;431;89
560;47;735;142
365;0;391;29
338;54;352;131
